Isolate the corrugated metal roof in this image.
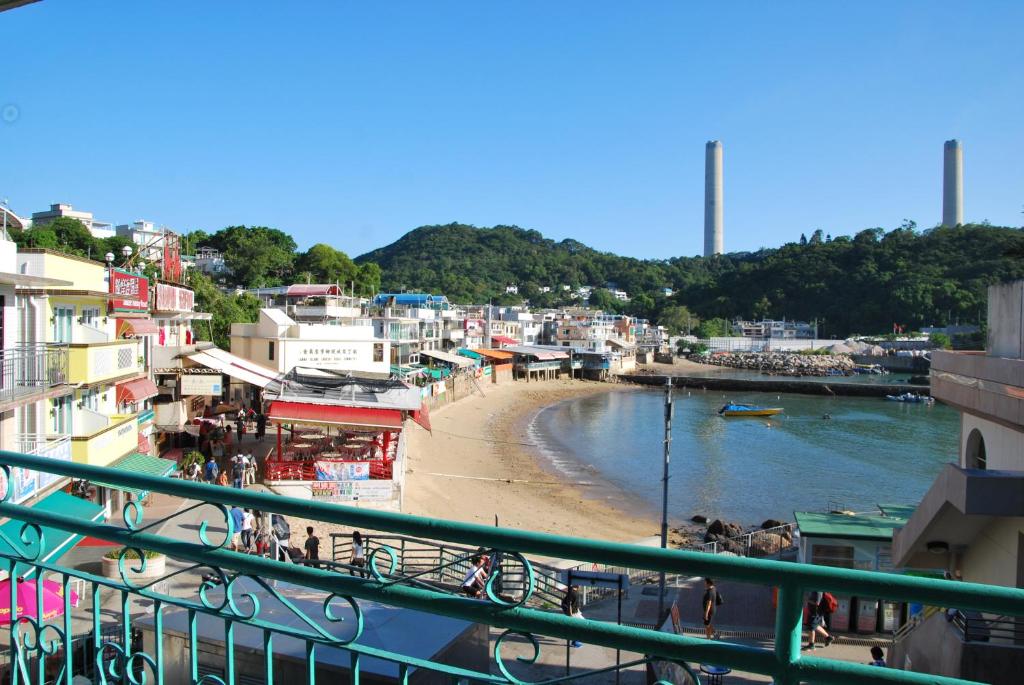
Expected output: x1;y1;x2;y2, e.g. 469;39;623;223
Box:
285;284;342;297
419;349;474;368
794;510;909;540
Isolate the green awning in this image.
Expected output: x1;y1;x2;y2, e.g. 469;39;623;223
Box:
457;348;482;360
90;453;177;501
0;490;105;578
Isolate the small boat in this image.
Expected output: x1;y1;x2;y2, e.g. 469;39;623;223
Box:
885;393;935;404
718;403;784;417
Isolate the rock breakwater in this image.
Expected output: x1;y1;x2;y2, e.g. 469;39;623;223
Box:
697;351;855;377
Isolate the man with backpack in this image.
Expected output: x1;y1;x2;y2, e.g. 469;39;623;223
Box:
805;591;835;650
204;456;219;484
702;577;722;639
821;591;838;631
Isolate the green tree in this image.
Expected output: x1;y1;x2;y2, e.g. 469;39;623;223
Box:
219;226;297;288
928;332;953;350
587;288;620;312
188;270;261;349
355;262;382;297
696;317;731;338
296;243;358;285
659;305;699;335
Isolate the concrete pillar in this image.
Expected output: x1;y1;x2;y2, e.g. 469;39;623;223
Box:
942;139;963;227
704;140;724;256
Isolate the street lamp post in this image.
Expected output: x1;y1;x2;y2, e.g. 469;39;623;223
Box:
657;376;673;623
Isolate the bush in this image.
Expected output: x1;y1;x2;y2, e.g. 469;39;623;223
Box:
104;548;163;560
928;333;953;350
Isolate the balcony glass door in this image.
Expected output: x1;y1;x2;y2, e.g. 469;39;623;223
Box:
52;395;72;434
53;306;74;344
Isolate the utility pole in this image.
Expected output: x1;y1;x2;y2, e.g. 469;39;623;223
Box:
657;376;673;623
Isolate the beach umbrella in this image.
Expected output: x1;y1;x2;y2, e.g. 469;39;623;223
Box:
0;577;80;623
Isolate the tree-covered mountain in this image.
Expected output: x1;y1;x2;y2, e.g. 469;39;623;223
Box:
356;222;1024;337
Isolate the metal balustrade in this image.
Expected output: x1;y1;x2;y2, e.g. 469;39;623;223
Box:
0;345;68;406
0;450;1022;685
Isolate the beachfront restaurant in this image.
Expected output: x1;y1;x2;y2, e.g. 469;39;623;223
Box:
261;369;429;512
794;504;914;634
504;345;570;382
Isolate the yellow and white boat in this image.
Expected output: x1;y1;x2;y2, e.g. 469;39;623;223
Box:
718;404;784;417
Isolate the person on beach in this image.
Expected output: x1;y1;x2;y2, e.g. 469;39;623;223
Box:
702;578;721;639
868;645;886;667
350;531;366;577
461;555;488;597
304;526;320;568
561;585;584;648
805;591;834;650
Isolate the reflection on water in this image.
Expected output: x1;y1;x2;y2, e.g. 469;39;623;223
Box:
533;388;959;525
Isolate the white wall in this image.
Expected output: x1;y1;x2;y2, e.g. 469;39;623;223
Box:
961;413;1024;471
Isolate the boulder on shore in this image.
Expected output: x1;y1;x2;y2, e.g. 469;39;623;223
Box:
760;519;784;530
691;515;708;524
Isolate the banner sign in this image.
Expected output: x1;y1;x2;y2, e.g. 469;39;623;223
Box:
180;374;223;396
162;233;182;283
110;269;150;313
313;461;370;481
310;479;392;502
156;283;194;312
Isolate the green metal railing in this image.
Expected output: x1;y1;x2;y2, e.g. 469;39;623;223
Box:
0;451;1022;685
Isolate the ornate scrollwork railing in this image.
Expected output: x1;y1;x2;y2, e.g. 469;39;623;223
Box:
0;451;1021;685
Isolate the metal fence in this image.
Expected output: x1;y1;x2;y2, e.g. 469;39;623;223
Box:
0;344;68;405
693;523;797;558
0;450;1021;685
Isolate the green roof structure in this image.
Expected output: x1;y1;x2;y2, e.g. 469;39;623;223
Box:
794;508;910;541
90;453;176;500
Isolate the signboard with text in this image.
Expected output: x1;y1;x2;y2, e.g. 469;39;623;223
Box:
313;461;370;481
109;269;150;313
310;480;393;502
156;283;195;312
293;344;363;367
179;374;223;396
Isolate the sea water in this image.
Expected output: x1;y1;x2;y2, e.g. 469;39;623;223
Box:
530;388;959;525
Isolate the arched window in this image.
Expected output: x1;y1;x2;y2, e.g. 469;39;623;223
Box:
965;429;987;470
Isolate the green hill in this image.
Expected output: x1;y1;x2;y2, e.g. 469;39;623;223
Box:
356;222;1024;337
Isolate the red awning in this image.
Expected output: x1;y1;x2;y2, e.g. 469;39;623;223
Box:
116;377;159;404
138;434;152;454
266;401;405;430
117;318;159;337
491;335;519;346
286;284;341;297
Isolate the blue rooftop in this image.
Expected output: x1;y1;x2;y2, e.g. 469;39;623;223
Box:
373;293;450;307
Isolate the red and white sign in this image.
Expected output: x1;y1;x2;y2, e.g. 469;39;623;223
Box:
156;283;194;312
109;269;150;312
162;233;182;283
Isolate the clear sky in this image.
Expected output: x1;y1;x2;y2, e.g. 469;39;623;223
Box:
1;1;1022;258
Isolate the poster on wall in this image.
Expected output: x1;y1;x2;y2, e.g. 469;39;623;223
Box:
179;374;223;396
109;269;150;313
310;479;392;502
0;467;38;505
156;283;195;312
314;461;369;481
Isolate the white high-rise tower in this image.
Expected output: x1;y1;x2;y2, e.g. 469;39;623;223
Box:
704;140;724;256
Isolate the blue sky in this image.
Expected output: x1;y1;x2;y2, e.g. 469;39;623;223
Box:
1;1;1021;258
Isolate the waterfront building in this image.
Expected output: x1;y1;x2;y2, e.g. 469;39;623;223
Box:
731;318;816;340
245;283;364;323
890;278;1024;683
30;202;115;239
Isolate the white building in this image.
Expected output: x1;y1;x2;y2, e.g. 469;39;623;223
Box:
732;319;816;339
115;220;172;262
505;285;519;295
612;289;629;302
231;309;390;384
31;203;115;239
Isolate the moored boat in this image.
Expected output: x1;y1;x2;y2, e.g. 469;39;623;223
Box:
718;403;784;417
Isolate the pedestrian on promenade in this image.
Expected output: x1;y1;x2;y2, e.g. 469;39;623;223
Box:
820;591;837;631
350;531;366;577
186;459;200;482
271;514;291;562
241;509;256;552
204;456;219;484
256;412;267;440
868;645;886;667
229;505;244;552
461;555;488;598
245;452;257;485
232;457;245;490
304;526;320;568
236;417;245;443
217;470;229;487
702;577;721;639
561;585;584;648
805;592;834;650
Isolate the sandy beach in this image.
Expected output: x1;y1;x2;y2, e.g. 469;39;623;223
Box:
403;379;664;543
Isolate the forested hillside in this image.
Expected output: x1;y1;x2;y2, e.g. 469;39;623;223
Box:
357;222;1024;337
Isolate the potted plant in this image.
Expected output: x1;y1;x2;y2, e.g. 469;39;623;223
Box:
101;547;166;580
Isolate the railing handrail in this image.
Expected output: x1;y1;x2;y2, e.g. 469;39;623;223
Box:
0;450;1021;685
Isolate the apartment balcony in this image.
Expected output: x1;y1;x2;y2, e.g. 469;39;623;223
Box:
444;328;465;341
0;343;70;412
288;303;362;320
64;339;143;386
70;411;138;467
151;341;215;370
930;350;1024;426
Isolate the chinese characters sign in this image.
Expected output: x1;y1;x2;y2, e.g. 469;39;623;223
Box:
156;283;195;312
109;269;150;313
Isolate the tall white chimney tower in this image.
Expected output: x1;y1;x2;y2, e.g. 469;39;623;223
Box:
704;140;724;256
942;139;963;227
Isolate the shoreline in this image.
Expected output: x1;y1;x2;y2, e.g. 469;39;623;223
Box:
404;378;696;546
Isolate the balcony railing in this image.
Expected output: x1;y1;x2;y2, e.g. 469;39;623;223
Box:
0;451;1022;685
65;340;142;385
0;344;68;407
70;413;137;467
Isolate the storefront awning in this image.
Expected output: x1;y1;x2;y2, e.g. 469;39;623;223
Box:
490;335;519;346
90;453;177;501
0;491;105;579
457;348;482;360
267;401;404;429
117;318;159;337
116;377;159;404
471;348;515;361
187;349;278;389
419;349;474;368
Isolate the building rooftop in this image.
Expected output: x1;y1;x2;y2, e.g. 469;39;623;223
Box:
794;508;911;541
264;368;421;410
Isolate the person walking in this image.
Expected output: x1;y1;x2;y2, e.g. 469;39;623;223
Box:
271;514;291;563
805;591;834;650
561;585;584;648
229;505;244;552
868;645;886;667
702;577;721;639
185;459;201;482
231;456;246;489
304;526;321;569
256;412;267;441
241;509;256;552
350;531;366;577
204;456;219;484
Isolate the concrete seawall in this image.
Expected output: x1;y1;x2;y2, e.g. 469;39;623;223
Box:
620;374;929;397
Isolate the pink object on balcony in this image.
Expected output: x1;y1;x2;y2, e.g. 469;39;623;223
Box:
0;577;79;623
